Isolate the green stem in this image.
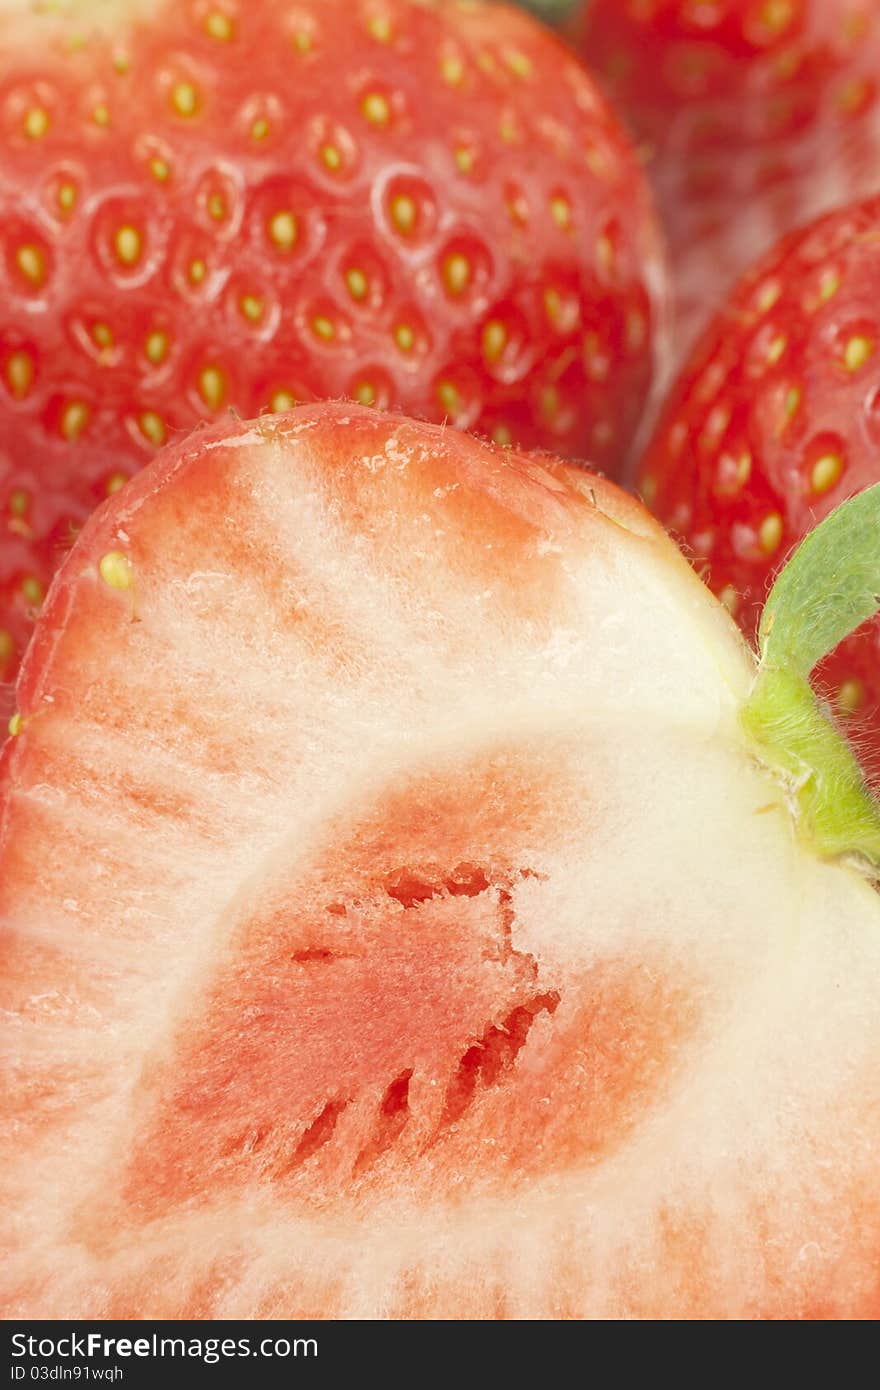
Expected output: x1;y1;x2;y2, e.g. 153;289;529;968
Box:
740;483;880;870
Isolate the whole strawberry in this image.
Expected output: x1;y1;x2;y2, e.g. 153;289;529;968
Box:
0;0;666;700
571;0;880;355
638;195;880;778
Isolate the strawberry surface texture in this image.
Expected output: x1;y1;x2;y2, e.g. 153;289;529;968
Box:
572;0;880;357
0;0;667;708
2;403;880;1320
639;195;880;784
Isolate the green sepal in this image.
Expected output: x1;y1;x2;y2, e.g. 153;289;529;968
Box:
741;484;880;869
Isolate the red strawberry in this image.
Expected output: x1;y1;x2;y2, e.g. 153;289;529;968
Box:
571;0;880;355
0;0;667;709
638;195;880;780
3;401;880;1319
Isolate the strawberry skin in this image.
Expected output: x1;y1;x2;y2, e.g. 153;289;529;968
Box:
571;0;880;355
0;0;666;704
638;195;880;778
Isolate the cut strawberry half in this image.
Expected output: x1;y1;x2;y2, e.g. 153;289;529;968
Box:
3;403;880;1319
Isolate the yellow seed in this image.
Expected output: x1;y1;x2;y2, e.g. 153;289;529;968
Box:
838;77;870;114
312;315;335;341
394;323;414;352
61;400;90;440
91;321;114;350
113;51;131;74
837;678;865;716
506;193;528;226
784;385;801;420
759;512;783;554
443;253;471;296
268;210;298;251
767;334;787;364
204;11;233;41
321;144;342;171
8;712;22;737
240;294;264;322
24;106;50;139
15;244;46;286
21;575;44;605
171;82;199;117
368;14;393;42
437;380;461;415
198;366;227;410
819;270;840;303
544;288;563;324
354;380;376;406
626;310;646;352
270;389;296;412
345;268;368;301
292;30;312;53
504;49;533;79
115;225;142;266
390;194;417;235
144;330;168;365
759;0;793;32
811;451;843;494
0;630;13;662
6;350;35;399
361;91;390;126
756;281;781;314
499;117;518;143
189;258;207;285
482;320;507;363
9;488;29;516
139;411;166;446
541;384;560;419
736;451;753;486
105;471;128;495
843;334;874;371
208;193;226;221
57;181;77;214
149;156;170;182
454;145;474;174
492;424;513;447
441;54;465;86
250;117;270;141
99;551;133;590
92;103;110;127
553;198;572;230
596;233;614;272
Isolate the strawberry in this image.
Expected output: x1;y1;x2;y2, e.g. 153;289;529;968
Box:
3;400;880;1319
0;0;667;711
571;0;880;355
638;195;880;782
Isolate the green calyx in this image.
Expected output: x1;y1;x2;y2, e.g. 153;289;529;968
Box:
740;483;880;870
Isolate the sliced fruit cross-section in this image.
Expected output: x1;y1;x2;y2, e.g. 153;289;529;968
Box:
2;404;880;1319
